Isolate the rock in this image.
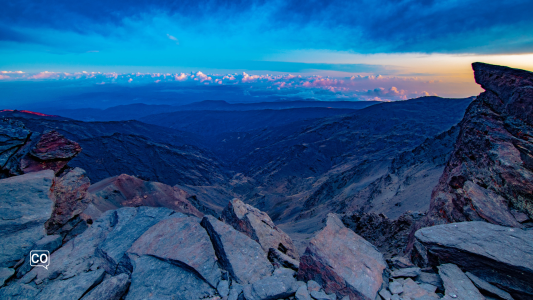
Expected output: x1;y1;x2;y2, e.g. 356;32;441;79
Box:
415;272;442;291
200;215;273;284
0;170;54;267
465;272;513;300
268;247;299;271
0;119;31;172
217;280;230;297
221;198;299;259
416;63;533;234
389;281;403;294
15;234;62;278
307;280;322;292
45;167;91;235
391;267;421;278
21;130;82;174
390;295;400;300
389;256;414;269
310;290;335;300
81;273;131;300
34;269;105;300
297;284;312;300
228;283;244;300
86;173;203;218
128;214;222;287
415;221;533;298
125;255;215;300
0;267;14;287
418;283;437;294
400;278;438;299
379;289;392;300
438;264;484;300
298;214;386;300
242;268;298;300
0;282;40;299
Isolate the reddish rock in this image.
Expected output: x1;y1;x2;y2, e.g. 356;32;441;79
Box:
45;167;91;235
20;130;81;174
84;174;203;219
297;214;386;300
220;198;299;259
412;63;533;239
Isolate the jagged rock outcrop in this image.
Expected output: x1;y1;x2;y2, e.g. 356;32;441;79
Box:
297;214;387;300
0;124;81;177
421;63;533;229
221;198;299;259
0;170;54;268
415;221;533;299
84;174;203;219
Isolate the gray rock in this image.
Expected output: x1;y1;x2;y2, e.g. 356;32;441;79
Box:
390;295;400;300
296;284;312;300
217;280;230;297
298;214;386;300
0;282;40;299
415;221;533;297
128;214;222;287
228;283;244;300
415;272;442;291
221;198;299;259
34;269;105;300
465;272;513;300
125;255;215;300
389;281;403;294
310;290;335;300
418;283;437;294
438;264;484;300
243;268;298;300
0;267;14;287
391;267;421;278
0;170;54;267
379;288;392;300
389;256;414;269
268;247;300;271
200;215;273;284
81;273;130;300
400;278;438;299
0;120;31;168
15;234;62;278
307;280;321;292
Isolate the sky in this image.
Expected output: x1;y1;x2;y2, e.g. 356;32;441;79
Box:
1;0;533;107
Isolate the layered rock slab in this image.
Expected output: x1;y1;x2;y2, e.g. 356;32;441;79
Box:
297;214;386;300
415;221;533;298
221;198;299;259
0;170;54;267
201;215;273;284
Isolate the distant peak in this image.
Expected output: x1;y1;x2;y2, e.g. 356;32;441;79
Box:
0;109;58;117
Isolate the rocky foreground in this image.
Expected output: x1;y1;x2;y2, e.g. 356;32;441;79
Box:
1;62;532;300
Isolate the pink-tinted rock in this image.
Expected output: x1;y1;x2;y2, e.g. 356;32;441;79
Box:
220;198;299;259
45;167;91;235
297;214;386;300
84;174;203;219
20;130;81;174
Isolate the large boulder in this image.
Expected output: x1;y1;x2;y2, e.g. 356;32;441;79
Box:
415;221;533;299
0;170;54;267
85;174;203;219
127;214;222;287
221;198;299;259
297;214;387;300
200;215;273;284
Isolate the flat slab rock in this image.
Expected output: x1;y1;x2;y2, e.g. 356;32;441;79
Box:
297;213;386;300
0;170;54;268
201;215;273;284
438;264;484;300
415;221;533;297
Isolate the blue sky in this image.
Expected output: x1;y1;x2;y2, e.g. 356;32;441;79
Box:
1;0;533;106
